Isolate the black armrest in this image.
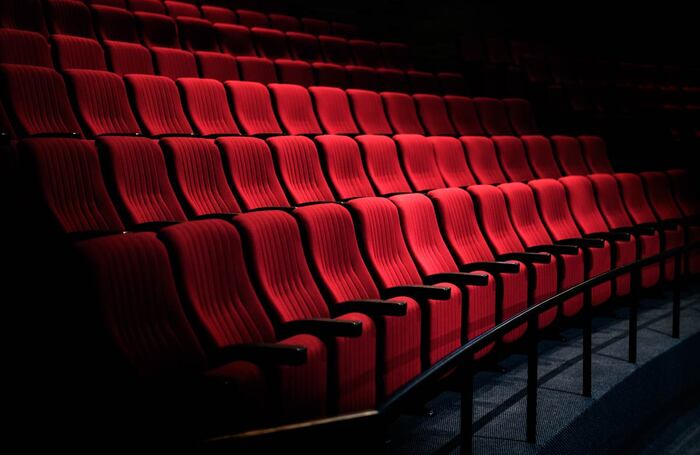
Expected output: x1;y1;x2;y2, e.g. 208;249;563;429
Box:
556;237;605;248
280;318;363;338
585;231;631;241
381;285;451;301
527;244;580;255
212;343;306;366
460;261;520;274
248;206;295;213
423;272;489;287
496;252;551;264
333;299;407;317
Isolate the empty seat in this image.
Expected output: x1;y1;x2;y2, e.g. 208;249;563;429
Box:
217;136;290;210
268;84;322;135
376;68;408;93
74;229;321;431
236;56;278;84
551;135;590;175
215;24;256;57
201;5;237;24
158;219;327;423
236;9;269;28
390;193;495;356
430;136;477;188
160;137;241;216
64;69;141;137
225;81;282;136
177;78;240;137
275;60;315;87
125;75;193;137
90;0;127;8
196;52;239;82
394;134;445;192
521;135;562;179
135;12;179;49
616;172;684;281
350;40;384;68
312;62;348;88
560;175;636;296
295;203;421;395
529;178;612;305
152;47;199;79
92;5;140;43
315;135;374;200
579;135;614;173
319;35;353;66
269;14;301;32
413;94;457;136
406;70;439;94
0;29;53;67
287;32;322;62
301;18;331;35
499;182;585;316
164;1;201;19
356;135;411;196
52;35;107;71
474;97;513;136
589;174;661;287
380;42;411;70
252;27;290;60
103;41;155;76
177;17;219;53
128;0;165;14
19;138;124;234
266;136;334;205
0;0;49;37
640;172;685;223
235;210;376;413
381;92;424;135
468;184;558;329
331;22;358;39
492;136;535;182
0;64;83;138
445;96;485;136
346;89;392;135
428;187;529;342
346;197;461;366
46;0;96;38
460;137;507;185
98;136;187;226
346;65;379;90
503;98;538;135
309;87;359;135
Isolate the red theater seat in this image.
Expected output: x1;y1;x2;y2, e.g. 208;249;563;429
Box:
350;40;384;68
225;81;282;136
474;97;513;136
445;96;486;136
413;94;457;136
92;6;140;43
287;32;322;62
460;137;507;185
521;135;562;179
236;9;269;28
309;86;360;135
276;60;315;87
201;6;237;25
0;29;53;67
551;135;590;176
103;41;155;76
124;74;194;137
164;1;201;19
269;14;301;32
319;35;353;66
492;136;535;182
347;89;392;135
236;56;278;84
430;136;477;188
177;78;240;137
579;135;614;173
315;135;374;199
252;27;290;60
268;83;322;136
355;135;411;196
302;18;331;36
216;24;256;57
52;35;107;71
381;92;425;135
503;98;539;135
394;134;446;192
46;0;96;38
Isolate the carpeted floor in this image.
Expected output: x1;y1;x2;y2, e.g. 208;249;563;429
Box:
386;283;700;455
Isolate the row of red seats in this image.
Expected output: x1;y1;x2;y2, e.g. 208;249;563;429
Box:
0;27;457;93
23;132;696;432
2;0;360;39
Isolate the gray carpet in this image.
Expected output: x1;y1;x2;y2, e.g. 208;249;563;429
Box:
386;283;700;455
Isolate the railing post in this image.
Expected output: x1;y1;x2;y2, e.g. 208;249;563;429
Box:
628;267;640;364
526;313;538;443
672;253;682;339
582;287;592;397
460;357;473;455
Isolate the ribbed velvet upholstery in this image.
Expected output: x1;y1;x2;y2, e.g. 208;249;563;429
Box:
474;97;513;136
177;78;240;136
267;135;334;205
492;136;535;182
346;89;393;135
460;136;507;185
414;94;457;136
0;29;53;67
236;9;269;28
52;35;107;71
215;24;256;57
551;135;589;175
276;60;314;87
217;137;290;210
268;83;322;135
381;92;424;135
315;135;374;199
125;74;193;137
252;27;290;60
444;96;485;136
65;69;141;137
309;87;359;135
394;134;446;192
269;14;301;32
236;56;278;85
225;81;282;136
195;52;239;82
503;98;538;135
103;41;155;76
521;135;562;179
235;210;376;412
47;0;96;38
178;17;219;52
355;134;411;196
319;35;353;65
287;32;322;62
160;137;241;216
98;136;187;225
92;5;139;43
201;6;237;25
151;47;199;80
350;40;384;67
20;138;124;234
430;136;476;188
579;135;613;173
